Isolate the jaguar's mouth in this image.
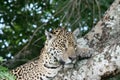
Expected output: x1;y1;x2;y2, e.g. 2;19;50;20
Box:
44;64;60;69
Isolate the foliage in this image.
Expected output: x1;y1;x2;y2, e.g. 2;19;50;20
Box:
0;56;16;80
109;75;120;80
0;0;114;68
0;0;120;80
0;67;16;80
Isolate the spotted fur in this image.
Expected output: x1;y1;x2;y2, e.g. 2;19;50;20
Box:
11;28;78;80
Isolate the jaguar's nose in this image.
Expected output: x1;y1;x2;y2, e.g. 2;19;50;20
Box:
59;60;65;65
69;57;75;61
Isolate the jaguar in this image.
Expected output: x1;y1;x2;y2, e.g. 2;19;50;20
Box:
11;28;79;80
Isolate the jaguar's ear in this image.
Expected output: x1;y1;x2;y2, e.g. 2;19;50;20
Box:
45;30;55;40
73;28;80;38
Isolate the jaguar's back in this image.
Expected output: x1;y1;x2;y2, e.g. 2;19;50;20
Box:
11;28;78;80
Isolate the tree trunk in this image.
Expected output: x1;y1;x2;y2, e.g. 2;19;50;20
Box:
54;0;120;80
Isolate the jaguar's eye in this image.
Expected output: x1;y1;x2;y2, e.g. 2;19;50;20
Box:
75;45;77;50
75;47;77;50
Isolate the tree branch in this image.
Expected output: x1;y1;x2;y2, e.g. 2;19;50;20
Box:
54;0;120;80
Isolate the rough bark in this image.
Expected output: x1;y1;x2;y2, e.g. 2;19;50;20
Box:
54;0;120;80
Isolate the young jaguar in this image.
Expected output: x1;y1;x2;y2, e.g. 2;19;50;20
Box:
11;28;79;80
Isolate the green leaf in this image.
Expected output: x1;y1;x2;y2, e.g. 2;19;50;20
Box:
0;71;16;80
0;57;3;62
0;66;8;71
0;66;16;80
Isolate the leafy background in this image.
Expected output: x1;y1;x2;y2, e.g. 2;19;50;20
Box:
0;0;119;80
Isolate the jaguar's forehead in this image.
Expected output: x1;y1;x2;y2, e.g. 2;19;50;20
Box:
50;28;72;37
49;28;76;46
50;28;63;35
